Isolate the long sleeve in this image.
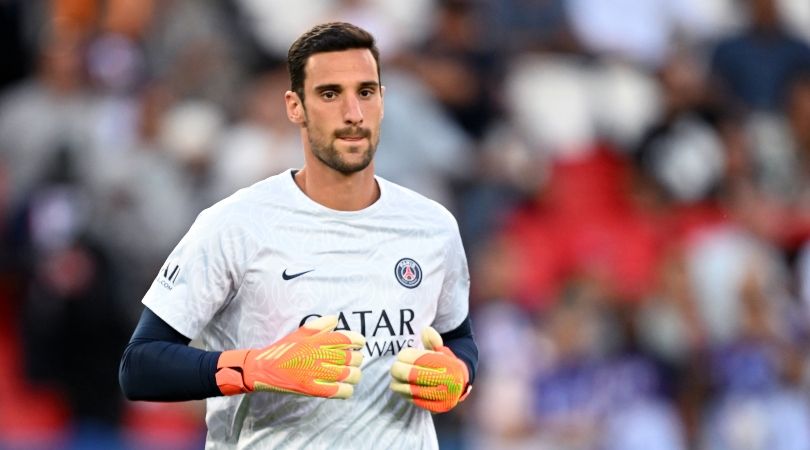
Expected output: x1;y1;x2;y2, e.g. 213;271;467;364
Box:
119;307;222;401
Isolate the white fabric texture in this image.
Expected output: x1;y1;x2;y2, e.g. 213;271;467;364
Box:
142;169;470;449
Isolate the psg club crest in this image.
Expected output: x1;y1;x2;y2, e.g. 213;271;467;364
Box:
395;258;422;289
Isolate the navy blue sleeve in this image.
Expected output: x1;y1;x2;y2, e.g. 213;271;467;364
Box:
119;308;222;401
440;316;478;385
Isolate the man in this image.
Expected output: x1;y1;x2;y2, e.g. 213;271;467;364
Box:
119;22;477;449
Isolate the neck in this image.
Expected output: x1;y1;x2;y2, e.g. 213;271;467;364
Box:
294;163;380;211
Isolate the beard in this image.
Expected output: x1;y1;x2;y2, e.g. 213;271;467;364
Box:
308;125;378;175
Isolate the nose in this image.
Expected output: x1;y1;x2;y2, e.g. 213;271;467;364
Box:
342;93;363;125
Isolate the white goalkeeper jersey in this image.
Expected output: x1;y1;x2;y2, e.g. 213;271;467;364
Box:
142;169;470;450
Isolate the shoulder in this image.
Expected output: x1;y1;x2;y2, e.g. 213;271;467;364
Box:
211;170;291;210
378;176;460;232
191;171;291;235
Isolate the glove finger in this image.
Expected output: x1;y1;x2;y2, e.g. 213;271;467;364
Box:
410;384;457;413
312;331;365;353
316;346;348;365
390;381;449;406
391;360;443;386
328;348;363;367
395;348;434;365
348;349;364;367
410;383;448;401
315;364;363;384
298;315;339;337
328;330;366;349
421;326;443;351
316;344;364;366
327;382;355;399
389;380;415;399
296;379;355;399
318;363;362;383
390;360;414;383
339;365;362;385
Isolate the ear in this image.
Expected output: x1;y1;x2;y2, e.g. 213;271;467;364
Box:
285;90;306;125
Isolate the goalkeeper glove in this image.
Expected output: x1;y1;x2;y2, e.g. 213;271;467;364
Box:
216;315;365;399
389;326;470;413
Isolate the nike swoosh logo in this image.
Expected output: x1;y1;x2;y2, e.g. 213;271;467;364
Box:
282;269;314;280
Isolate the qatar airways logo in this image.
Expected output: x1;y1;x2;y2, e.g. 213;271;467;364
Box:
300;309;417;357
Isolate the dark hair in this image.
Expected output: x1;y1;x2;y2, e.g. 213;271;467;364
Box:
287;22;380;101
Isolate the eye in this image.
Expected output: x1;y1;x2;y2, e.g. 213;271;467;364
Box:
321;91;337;100
359;88;375;98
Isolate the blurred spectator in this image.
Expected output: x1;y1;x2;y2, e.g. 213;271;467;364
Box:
232;0;435;60
634;50;728;206
686;216;791;346
530;278;685;450
209;67;304;201
158;98;225;202
710;0;810;112
564;0;714;68
395;0;502;139
463;236;542;449
637;250;708;375
479;0;577;55
0;26;97;212
16;148;130;446
700;262;810;450
456;120;544;248
374;70;473;211
89;83;199;315
144;0;247;110
745;72;810;248
1;1;810;449
636;249;711;446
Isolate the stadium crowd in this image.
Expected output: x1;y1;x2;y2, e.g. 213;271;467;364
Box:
1;0;810;449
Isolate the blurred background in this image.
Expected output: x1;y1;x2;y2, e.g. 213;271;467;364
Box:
1;0;810;449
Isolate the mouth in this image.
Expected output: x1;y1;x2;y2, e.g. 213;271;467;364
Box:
338;136;366;142
335;127;370;143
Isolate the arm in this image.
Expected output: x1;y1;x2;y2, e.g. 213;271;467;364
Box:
119;308;365;401
119;307;221;401
440;315;478;385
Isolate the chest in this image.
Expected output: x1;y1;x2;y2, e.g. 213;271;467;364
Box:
230;218;447;352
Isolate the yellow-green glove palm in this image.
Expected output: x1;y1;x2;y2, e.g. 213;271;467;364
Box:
390;327;470;413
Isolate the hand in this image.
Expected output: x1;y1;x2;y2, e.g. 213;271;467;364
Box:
389;326;470;413
216;316;365;399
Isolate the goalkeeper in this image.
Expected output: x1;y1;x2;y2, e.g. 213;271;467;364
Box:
119;22;477;450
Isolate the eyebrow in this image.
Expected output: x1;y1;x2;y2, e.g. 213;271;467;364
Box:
313;81;380;93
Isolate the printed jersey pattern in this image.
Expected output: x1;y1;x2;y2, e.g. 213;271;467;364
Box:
142;169;470;449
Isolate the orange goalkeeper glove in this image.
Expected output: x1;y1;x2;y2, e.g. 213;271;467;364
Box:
389;327;470;413
216;316;365;399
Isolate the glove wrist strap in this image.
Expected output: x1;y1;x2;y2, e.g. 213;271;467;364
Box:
216;349;251;396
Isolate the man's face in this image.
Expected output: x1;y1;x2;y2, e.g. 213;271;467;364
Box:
287;49;383;175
